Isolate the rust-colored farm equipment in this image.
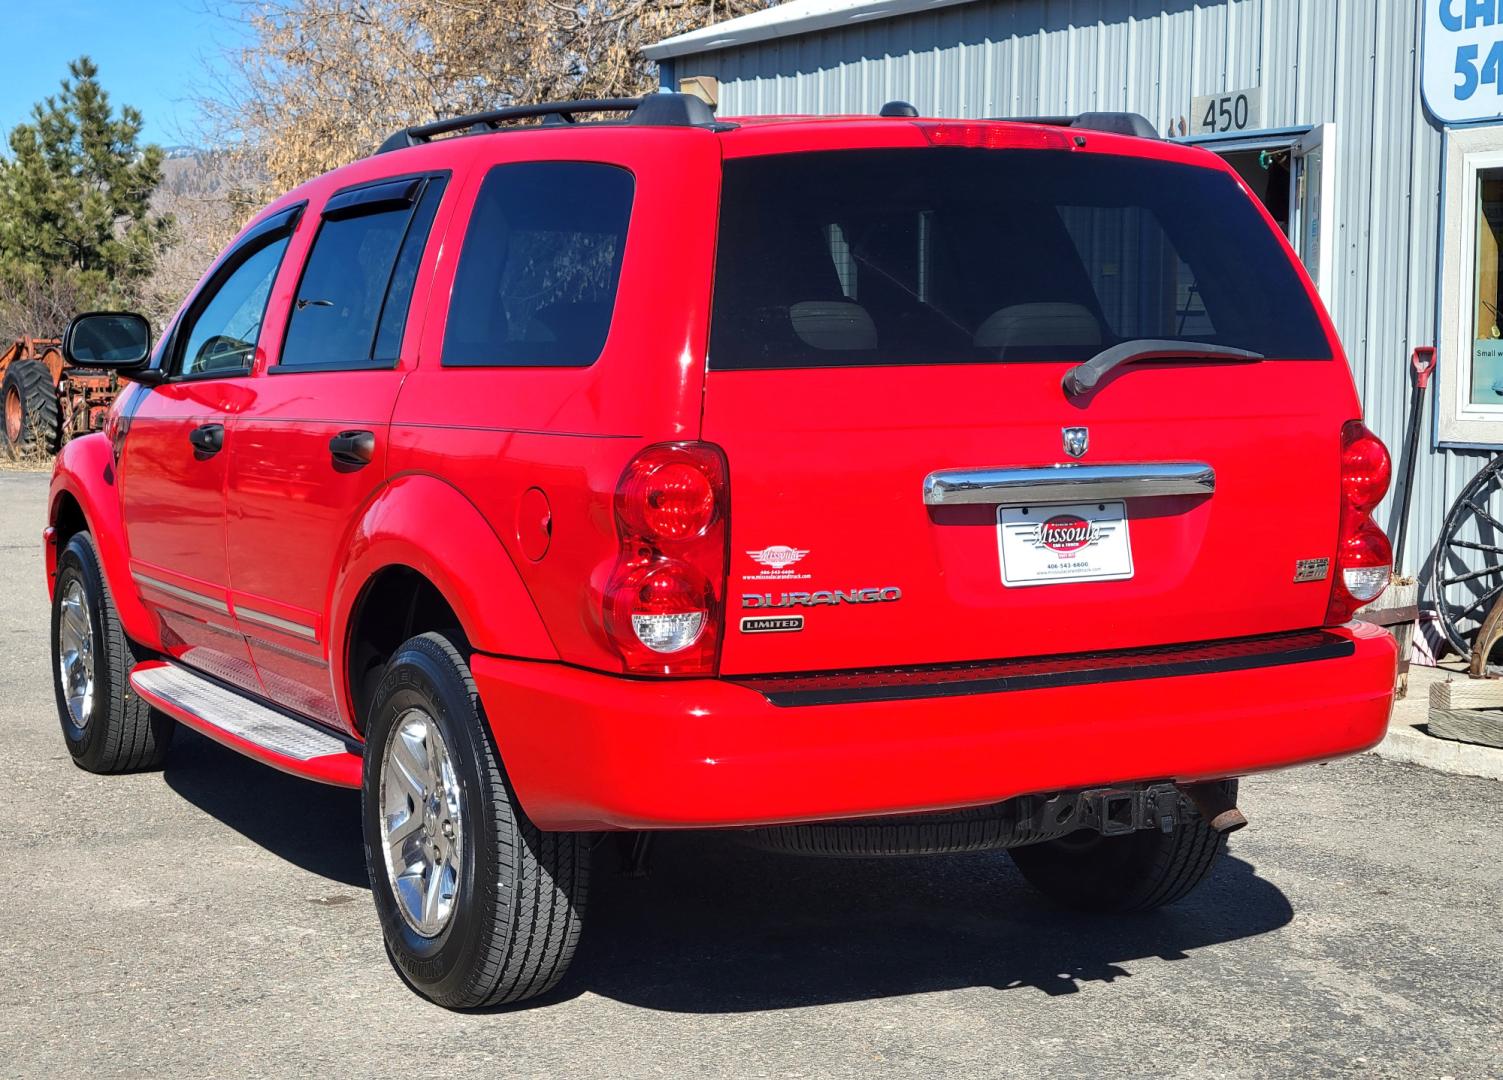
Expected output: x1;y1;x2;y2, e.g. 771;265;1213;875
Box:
0;336;122;460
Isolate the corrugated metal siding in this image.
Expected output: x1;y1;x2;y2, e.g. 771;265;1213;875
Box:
673;0;1479;579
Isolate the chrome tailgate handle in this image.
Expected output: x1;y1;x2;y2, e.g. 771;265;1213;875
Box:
923;462;1216;506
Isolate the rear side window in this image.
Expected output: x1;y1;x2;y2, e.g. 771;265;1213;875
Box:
709;149;1331;370
279;175;446;370
442;162;634;367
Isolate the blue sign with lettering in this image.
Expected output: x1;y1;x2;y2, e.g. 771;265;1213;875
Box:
1426;0;1503;122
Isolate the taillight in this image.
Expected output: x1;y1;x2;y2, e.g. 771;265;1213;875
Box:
1326;421;1393;623
1340;424;1391;512
604;443;728;675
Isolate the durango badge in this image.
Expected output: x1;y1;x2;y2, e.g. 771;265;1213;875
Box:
743;587;902;608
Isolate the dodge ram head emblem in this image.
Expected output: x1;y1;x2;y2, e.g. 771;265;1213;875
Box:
1063;426;1089;458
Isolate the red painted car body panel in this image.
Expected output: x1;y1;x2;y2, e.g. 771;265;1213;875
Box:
708;358;1351;674
477;622;1396;830
47;432;155;643
224;368;408;723
46;112;1397;830
325;472;560;729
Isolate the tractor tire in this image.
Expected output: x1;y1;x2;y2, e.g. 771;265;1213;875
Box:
1;359;60;460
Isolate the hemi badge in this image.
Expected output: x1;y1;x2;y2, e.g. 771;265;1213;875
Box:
741;616;805;634
1293;558;1330;583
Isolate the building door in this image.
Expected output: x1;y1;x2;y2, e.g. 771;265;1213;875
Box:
1181;124;1337;311
1291;124;1337;302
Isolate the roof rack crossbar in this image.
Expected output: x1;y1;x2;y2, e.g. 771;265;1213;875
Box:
376;93;717;154
992;112;1160;139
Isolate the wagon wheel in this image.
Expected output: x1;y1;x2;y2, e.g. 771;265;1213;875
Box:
1431;455;1503;663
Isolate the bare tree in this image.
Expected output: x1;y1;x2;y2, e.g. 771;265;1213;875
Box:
204;0;771;192
0;274;89;341
143;149;266;327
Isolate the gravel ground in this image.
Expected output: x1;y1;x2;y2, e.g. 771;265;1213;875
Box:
0;469;1499;1079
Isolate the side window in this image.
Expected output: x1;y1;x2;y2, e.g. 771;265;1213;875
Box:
279;175;446;370
176;235;292;377
442;162;634;367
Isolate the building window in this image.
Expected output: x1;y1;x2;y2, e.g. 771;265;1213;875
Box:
1471;171;1503;405
1439;132;1503;445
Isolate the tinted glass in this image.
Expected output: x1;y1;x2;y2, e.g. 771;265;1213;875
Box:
280;178;443;369
709;149;1331;370
374;179;446;360
442;162;634;367
178;237;290;376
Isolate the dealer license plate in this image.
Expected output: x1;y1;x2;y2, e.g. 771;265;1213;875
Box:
997;501;1134;587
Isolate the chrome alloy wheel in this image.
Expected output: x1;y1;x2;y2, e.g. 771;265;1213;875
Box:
57;578;95;728
380;708;464;937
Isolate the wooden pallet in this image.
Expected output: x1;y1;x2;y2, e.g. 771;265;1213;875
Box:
1428;679;1503;749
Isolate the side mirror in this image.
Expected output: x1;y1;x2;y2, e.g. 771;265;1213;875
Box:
62;312;157;380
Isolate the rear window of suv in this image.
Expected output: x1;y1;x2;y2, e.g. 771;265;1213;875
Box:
708;149;1332;370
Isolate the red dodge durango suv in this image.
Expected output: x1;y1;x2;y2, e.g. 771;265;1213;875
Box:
44;95;1398;1008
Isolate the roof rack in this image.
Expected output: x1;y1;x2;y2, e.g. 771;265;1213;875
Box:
871;102;1159;140
994;112;1160;139
375;92;718;155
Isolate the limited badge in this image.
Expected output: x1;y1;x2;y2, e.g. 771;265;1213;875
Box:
741;615;805;634
1293;558;1330;583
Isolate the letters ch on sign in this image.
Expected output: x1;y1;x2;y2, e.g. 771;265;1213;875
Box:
1424;1;1503;123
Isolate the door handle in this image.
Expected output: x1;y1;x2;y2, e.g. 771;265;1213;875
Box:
329;429;376;466
188;423;224;455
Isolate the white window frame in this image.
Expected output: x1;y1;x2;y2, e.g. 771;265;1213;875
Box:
1292;123;1338;313
1438;127;1503;446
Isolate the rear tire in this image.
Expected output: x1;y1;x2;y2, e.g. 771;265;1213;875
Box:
1007;781;1235;912
362;632;589;1009
2;359;60;460
51;532;173;772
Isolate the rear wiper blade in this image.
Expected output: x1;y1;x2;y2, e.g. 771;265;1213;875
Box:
1062;339;1264;398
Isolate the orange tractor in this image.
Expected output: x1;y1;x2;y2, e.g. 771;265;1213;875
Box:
0;336;122;460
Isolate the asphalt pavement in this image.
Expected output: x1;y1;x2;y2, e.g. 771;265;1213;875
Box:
0;468;1498;1079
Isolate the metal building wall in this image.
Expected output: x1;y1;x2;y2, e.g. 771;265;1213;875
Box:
672;0;1473;579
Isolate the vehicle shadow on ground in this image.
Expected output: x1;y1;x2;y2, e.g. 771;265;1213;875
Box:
548;834;1291;1011
163;727;367;888
162;728;1293;1010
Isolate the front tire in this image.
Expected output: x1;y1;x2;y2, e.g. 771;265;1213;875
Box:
1007;781;1235;912
362;632;589;1009
51;532;173;772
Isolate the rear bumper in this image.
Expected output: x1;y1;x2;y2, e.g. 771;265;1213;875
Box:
474;622;1397;831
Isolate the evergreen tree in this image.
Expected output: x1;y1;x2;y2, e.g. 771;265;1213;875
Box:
0;57;173;311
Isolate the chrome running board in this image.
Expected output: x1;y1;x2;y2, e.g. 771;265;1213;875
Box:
130;660;362;787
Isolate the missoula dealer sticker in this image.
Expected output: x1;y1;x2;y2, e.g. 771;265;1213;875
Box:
997;501;1134;587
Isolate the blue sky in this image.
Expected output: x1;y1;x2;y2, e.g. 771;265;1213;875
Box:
0;1;246;148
